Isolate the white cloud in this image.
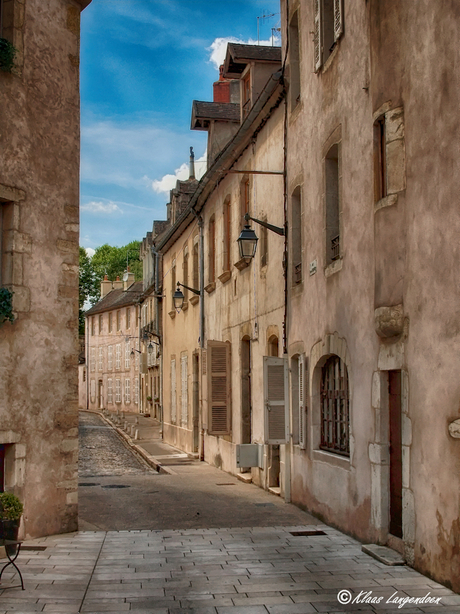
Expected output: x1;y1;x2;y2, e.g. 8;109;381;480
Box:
207;36;281;70
148;150;207;195
85;247;95;258
81;200;123;215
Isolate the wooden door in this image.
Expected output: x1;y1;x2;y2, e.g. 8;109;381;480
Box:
389;370;403;538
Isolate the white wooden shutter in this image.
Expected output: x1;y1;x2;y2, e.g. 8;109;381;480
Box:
264;356;289;444
333;0;344;41
125;378;130;403
116;344;121;369
208;341;231;435
90;348;96;372
115;378;121;403
181;355;188;427
98;347;103;371
107;378;113;404
314;0;322;72
171;358;177;423
125;341;130;368
108;345;113;370
298;354;306;449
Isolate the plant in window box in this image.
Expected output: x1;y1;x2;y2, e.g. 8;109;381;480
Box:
0;38;17;73
0;493;23;555
0;287;14;325
146;395;153;403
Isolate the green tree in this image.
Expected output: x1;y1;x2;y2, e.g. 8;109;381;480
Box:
79;247;99;335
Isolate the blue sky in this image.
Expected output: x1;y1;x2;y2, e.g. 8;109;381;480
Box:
80;0;281;252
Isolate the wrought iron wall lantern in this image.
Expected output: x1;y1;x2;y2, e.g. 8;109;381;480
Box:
173;281;200;313
237;212;285;259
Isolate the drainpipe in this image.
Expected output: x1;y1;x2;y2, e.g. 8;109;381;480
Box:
151;245;164;437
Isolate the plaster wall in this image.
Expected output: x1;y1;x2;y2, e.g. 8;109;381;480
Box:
85;307;140;413
161;226;201;455
0;0;88;537
281;0;460;591
202;103;285;483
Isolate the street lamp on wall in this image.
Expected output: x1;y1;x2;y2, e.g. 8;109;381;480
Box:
237;212;285;258
173;281;200;313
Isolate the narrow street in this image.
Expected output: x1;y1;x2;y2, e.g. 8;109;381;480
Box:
78;411;317;532
1;412;459;612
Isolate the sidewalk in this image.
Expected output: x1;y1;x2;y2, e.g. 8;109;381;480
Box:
1;411;459;612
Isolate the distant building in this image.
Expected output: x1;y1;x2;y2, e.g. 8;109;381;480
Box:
0;0;91;538
83;274;143;414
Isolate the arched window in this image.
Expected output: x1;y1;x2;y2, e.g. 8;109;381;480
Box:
268;335;279;357
320;355;349;456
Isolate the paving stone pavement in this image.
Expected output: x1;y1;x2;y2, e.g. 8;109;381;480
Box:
1;526;460;613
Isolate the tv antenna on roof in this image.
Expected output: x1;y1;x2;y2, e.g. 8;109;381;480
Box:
257;11;277;45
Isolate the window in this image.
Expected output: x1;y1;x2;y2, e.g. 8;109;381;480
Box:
126;307;131;330
91;317;95;336
240;176;250;227
320;355;349;456
208;217;215;284
207;341;231;436
291;186;302;283
108;345;113;370
134;380;138;405
116;310;121;331
223;197;231;272
107;378;113;404
181;354;188;428
171;357;177;424
263;356;289;444
314;0;344;72
115;343;121;370
108;313;113;333
374;116;387;202
90;348;96;372
192;237;199;290
289;10;301;109
98;347;103;371
98;315;103;334
125;379;131;404
291;354;307;448
242;71;251;118
268;335;279;357
134;340;139;371
260;216;268;268
125;341;130;369
373;106;406;205
325;143;341;265
115;378;122;404
182;246;189;302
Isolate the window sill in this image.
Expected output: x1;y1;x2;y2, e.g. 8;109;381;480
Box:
325;258;343;278
190;295;199;306
168;310;176;319
375;193;398;212
218;270;232;284
312;449;350;470
234;257;252;271
204;282;216;294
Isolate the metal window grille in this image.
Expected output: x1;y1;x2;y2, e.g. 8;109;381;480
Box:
320;355;349;456
294;262;302;283
331;235;340;261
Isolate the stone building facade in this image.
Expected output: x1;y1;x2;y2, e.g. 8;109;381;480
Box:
280;0;460;593
0;0;91;538
83;275;143;414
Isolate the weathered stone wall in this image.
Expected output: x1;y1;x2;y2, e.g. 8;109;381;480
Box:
282;0;460;592
0;0;89;538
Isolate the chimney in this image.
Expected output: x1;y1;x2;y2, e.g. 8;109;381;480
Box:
100;274;112;298
123;267;135;290
189;147;195;180
112;275;123;291
213;65;231;103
